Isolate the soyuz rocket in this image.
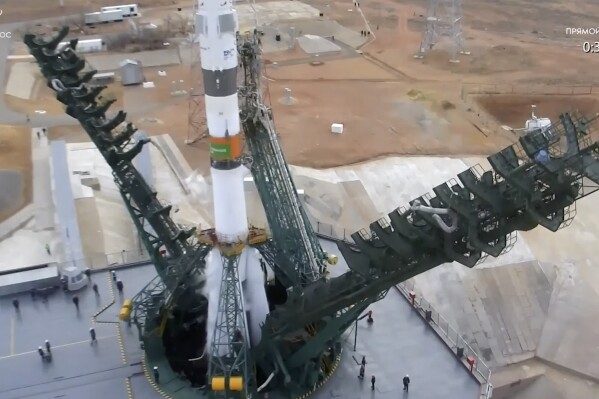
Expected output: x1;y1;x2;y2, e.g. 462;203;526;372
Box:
196;0;270;353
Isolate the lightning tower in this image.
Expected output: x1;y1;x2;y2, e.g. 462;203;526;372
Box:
414;0;466;62
186;0;207;144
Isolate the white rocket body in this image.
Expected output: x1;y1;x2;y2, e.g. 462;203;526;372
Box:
197;0;269;352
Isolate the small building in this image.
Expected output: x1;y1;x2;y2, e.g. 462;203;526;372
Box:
120;59;143;86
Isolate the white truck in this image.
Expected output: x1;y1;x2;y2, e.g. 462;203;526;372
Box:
101;4;138;17
0;263;89;296
84;9;124;25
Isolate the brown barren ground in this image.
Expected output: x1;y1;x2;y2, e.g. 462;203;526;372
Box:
4;79;125;117
475;95;599;128
0;126;32;223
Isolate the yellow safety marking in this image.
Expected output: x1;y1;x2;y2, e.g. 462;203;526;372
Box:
158;311;168;337
126;377;134;399
292;352;341;399
142;352;172;399
117;322;127;365
91;271;117;324
0;334;118;360
10;316;15;355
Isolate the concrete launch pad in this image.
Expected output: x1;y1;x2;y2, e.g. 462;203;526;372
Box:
0;247;480;399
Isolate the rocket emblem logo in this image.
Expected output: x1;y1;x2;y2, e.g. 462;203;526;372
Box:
223;48;235;60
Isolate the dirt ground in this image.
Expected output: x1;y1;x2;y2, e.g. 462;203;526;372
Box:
4;76;125;117
4;0;599;171
0;126;32;223
0;0;185;22
475;95;599;128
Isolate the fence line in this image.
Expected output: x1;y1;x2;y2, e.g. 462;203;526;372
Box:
57;248;151;272
461;83;596;97
311;219;493;398
396;280;493;398
458;82;598;140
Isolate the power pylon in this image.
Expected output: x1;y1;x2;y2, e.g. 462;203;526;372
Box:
414;0;468;62
186;1;208;145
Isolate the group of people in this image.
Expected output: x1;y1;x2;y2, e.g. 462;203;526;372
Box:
358;355;411;392
37;340;52;362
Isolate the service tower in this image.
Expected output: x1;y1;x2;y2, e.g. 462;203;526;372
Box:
197;0;269;397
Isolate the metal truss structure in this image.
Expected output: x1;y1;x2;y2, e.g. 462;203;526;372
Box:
25;26;599;399
186;0;208;144
238;32;326;287
207;253;250;398
23;26;210;341
415;0;465;62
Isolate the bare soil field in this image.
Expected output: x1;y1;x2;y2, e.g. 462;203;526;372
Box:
4;0;599;173
0;126;31;223
0;0;185;22
4;78;125;117
475;95;599;128
267;80;512;167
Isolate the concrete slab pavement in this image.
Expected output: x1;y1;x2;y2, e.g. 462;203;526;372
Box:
316;240;481;399
31;127;54;232
0;265;158;399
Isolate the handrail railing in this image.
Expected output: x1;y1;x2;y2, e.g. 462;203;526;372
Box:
396;280;493;398
311;219;493;398
55;248;151;272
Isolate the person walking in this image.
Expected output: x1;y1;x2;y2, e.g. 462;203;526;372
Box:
12;299;19;311
45;340;51;353
371;375;376;390
38;347;45;358
358;364;365;379
72;296;79;310
90;328;97;344
403;375;410;391
153;366;160;384
45;244;51;255
92;283;99;295
361;356;366;367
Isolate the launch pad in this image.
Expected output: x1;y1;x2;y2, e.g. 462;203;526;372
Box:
19;6;599;399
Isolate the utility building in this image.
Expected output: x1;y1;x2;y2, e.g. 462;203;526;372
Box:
119;59;143;86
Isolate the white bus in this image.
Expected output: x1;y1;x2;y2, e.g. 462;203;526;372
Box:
101;3;138;17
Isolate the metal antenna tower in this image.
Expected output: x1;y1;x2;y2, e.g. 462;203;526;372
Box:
414;0;468;62
186;1;207;145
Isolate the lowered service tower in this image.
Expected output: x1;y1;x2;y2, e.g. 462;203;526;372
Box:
196;0;269;396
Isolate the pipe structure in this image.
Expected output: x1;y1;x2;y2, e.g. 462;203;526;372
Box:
410;200;458;233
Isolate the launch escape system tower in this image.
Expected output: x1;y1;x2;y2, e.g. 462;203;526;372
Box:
24;6;599;399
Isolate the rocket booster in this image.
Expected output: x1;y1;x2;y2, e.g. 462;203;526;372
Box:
197;0;270;351
197;0;248;241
